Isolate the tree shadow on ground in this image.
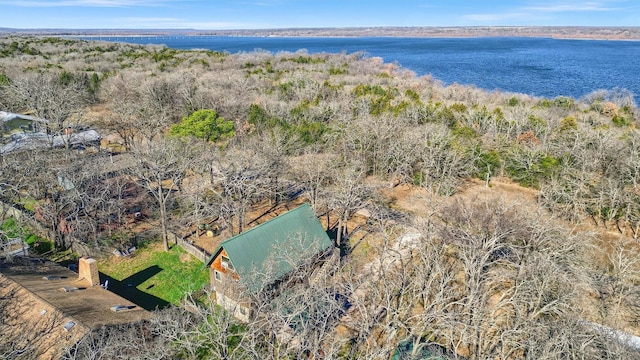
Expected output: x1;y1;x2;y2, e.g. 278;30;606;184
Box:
325;227;351;257
99;265;169;311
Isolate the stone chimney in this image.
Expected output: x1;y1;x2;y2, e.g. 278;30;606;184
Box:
78;257;100;286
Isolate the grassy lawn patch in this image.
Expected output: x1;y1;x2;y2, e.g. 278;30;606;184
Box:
1;217;53;254
16;196;38;212
98;241;209;310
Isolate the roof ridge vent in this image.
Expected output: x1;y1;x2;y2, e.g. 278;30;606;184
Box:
63;321;76;331
59;286;80;292
110;305;137;312
43;275;66;281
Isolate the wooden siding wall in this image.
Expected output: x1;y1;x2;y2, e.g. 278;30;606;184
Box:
211;248;236;276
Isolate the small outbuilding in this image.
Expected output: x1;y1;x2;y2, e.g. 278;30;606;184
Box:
0;111;48;134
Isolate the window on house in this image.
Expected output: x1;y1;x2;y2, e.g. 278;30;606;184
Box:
214;270;222;282
221;255;234;270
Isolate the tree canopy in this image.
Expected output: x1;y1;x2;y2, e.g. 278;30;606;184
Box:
170;109;235;142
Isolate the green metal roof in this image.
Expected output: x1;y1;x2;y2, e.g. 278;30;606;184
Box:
206;203;332;293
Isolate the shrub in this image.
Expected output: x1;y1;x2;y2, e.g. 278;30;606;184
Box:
438;106;457;128
404;89;421;103
1;217;19;237
539;99;553;108
505;150;560;188
452;125;477;139
528;115;546;129
353;84;387;97
295;121;328;144
450;103;467;113
560;116;578;131
152;48;178;62
248;104;268;125
553;96;575;109
170;109;235;142
475;150;502;180
290;99;312;121
412;171;425;186
286;55;324;64
0;73;10;86
516;130;541;145
1;217;53;255
612;114;630;127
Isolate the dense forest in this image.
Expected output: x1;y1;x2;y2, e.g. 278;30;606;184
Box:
1;36;640;359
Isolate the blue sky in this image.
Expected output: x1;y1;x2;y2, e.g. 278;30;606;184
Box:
1;0;639;29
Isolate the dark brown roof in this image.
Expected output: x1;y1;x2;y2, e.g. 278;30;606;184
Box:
0;257;152;359
1;257;151;327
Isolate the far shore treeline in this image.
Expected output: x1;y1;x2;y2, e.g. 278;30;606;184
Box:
2;26;640;40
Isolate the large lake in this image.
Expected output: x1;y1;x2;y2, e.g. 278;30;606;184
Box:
83;36;640;102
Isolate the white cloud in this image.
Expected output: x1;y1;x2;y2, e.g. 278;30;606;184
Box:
117;16;182;23
0;0;179;7
522;0;639;13
186;21;253;29
463;12;529;22
462;1;634;24
114;17;250;29
235;1;283;6
525;2;615;12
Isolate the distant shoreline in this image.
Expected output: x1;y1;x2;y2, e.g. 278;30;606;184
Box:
2;26;640;41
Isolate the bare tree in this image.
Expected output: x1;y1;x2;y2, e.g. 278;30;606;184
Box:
174;146;222;240
9;72;89;148
288;151;336;211
135;76;184;143
342;196;593;359
328;163;372;248
589;238;640;330
129;138;198;251
62;310;188;360
99;73;145;150
417;124;476;196
210;147;274;236
430;197;590;359
4;149;84;251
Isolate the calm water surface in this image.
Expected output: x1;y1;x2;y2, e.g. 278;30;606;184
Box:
84;36;640;101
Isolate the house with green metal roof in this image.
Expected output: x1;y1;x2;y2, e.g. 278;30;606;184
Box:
205;203;333;321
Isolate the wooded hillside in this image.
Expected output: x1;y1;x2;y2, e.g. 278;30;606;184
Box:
1;36;640;359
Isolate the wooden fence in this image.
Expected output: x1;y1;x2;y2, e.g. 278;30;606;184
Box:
169;232;210;263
